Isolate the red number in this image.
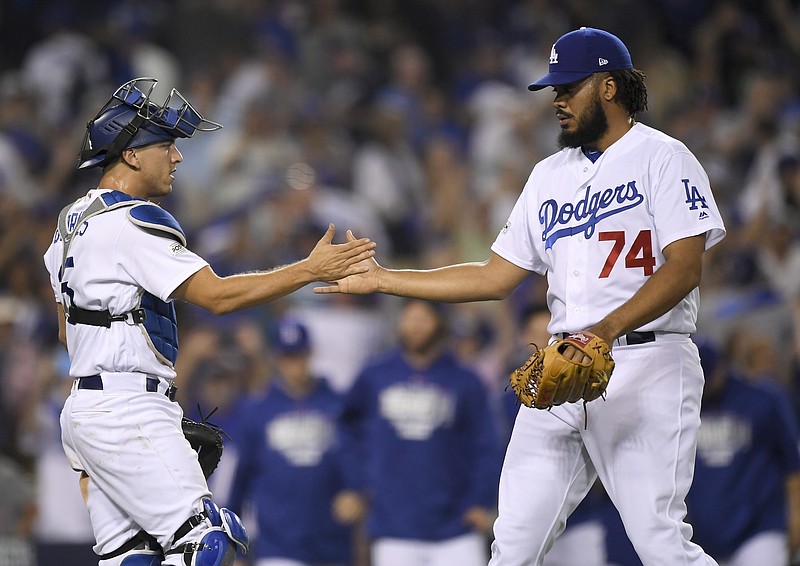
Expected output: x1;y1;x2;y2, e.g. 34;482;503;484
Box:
625;230;656;276
598;231;625;278
598;230;656;278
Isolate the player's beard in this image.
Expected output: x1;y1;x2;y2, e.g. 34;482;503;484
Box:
558;93;608;149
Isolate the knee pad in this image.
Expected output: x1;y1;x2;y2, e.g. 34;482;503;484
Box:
203;499;249;556
183;529;236;566
166;498;248;566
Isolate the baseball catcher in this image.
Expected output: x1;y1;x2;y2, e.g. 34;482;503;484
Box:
509;331;614;424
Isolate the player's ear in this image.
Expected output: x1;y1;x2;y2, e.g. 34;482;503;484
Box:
600;74;617;102
121;148;140;170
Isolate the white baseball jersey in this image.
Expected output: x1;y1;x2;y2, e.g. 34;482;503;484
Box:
43;188;208;380
492;122;726;334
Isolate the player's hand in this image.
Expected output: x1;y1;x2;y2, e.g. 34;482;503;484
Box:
559;343;592;364
306;224;376;282
562;328;613;363
314;229;381;295
462;506;494;534
332;489;367;524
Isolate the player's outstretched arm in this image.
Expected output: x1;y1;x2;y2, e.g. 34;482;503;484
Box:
315;231;531;302
172;224;375;314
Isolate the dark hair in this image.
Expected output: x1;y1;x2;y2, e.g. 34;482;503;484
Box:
609;68;648;117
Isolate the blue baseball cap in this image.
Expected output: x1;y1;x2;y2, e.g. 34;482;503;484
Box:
271;317;311;355
528;27;633;91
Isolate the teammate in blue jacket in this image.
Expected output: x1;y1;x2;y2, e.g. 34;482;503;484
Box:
334;299;503;566
688;338;800;566
228;317;354;566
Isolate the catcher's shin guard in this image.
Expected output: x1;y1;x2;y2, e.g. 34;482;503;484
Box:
165;498;248;566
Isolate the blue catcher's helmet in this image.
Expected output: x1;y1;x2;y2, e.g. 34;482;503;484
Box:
78;77;221;169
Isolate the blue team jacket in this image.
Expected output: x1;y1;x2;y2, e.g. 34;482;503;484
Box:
339;348;503;541
687;372;800;558
228;377;352;563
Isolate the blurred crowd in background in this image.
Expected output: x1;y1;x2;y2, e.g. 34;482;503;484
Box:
1;0;800;564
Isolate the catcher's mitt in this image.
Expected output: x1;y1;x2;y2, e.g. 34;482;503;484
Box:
509;330;614;414
182;408;226;479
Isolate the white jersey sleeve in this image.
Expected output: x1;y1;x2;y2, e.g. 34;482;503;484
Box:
651;148;726;251
492;167;547;275
116;219;207;303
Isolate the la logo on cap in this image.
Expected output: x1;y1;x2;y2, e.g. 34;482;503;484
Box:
549;44;558;64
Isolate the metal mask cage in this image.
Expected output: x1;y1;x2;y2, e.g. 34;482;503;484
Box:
113;77;222;136
78;77;221;169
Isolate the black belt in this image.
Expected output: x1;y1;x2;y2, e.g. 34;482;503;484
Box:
68;306;146;327
77;375;177;400
558;331;656;345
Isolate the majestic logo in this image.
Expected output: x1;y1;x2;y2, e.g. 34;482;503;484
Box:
598;58;609;66
549;44;559;64
539;181;645;249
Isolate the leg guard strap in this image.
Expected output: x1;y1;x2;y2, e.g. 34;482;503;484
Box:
98;510;207;563
172;511;207;545
99;530;162;560
165;531;236;566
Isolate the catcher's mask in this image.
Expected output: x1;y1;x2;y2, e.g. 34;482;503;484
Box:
78;77;221;169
